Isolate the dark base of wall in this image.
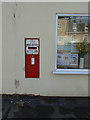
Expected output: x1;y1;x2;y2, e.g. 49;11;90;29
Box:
1;94;90;119
1;94;90;98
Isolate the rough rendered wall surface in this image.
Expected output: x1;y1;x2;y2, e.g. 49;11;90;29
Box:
2;2;88;96
0;2;2;94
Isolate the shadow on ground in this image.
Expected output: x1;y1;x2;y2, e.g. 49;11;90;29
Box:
1;95;90;119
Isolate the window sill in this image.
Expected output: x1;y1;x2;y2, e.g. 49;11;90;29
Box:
53;69;89;75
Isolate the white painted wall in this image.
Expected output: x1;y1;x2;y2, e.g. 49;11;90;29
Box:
0;2;2;94
2;2;88;96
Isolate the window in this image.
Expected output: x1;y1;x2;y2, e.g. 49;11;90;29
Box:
54;14;90;74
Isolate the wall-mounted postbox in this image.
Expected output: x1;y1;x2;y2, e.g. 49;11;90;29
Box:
25;38;40;78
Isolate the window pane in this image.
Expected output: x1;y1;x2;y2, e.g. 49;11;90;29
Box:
57;15;90;69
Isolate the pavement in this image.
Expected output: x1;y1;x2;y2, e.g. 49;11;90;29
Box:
0;95;90;119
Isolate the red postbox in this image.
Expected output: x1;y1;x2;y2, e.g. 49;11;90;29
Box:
25;38;40;78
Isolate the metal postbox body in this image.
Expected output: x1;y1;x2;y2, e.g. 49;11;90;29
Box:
25;38;40;78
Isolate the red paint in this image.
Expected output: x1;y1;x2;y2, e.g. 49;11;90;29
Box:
25;38;40;78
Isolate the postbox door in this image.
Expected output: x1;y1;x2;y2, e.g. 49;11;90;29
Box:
25;38;40;78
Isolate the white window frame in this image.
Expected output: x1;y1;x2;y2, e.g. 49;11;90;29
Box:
53;13;89;74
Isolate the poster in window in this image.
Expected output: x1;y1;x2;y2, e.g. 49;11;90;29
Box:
63;54;70;65
69;54;78;65
57;54;63;65
71;43;78;52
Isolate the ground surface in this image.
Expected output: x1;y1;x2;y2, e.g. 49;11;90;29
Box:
0;95;90;119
